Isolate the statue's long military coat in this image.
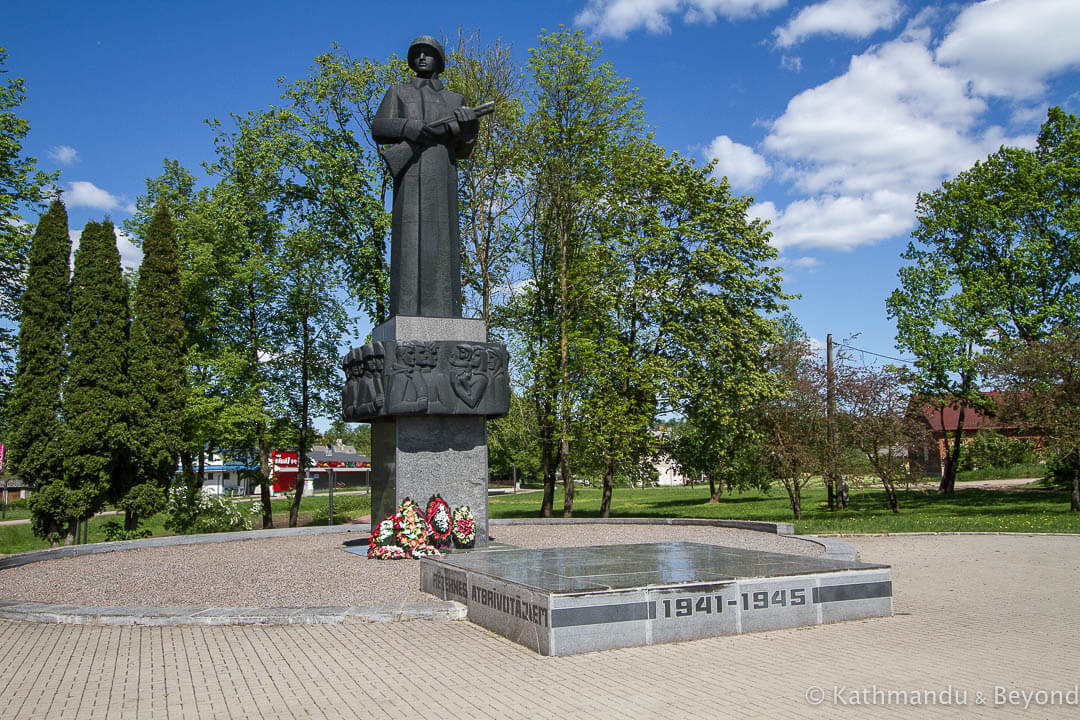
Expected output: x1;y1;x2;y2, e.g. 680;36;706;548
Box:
373;76;477;318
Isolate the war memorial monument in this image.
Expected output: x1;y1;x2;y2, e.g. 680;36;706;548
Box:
345;35;892;656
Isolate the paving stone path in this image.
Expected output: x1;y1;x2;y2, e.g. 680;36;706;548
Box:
0;532;1077;719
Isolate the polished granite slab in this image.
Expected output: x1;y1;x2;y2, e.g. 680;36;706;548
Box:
420;541;893;656
429;542;887;592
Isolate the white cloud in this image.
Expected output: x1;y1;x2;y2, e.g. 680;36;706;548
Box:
750;200;778;224
575;0;787;38
69;227;143;272
780;55;802;72
48;145;79;166
790;256;820;269
935;0;1080;98
765;191;915;251
764;38;1003;197
63;181;136;214
758;33;1038;251
773;0;902;48
703;135;770;189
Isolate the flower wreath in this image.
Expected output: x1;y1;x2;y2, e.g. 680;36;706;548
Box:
451;505;475;548
425;494;453;548
394;498;428;547
367;498;442;559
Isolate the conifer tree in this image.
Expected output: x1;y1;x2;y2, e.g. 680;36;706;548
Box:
126;202;186;528
8;200;70;541
63;219;133;531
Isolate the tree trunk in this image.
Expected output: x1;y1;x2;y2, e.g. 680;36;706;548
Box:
258;424;273;528
940;405;966;495
883;480;900;513
1070;452;1080;513
288;318;312;528
539;403;555;518
709;474;724;504
560;434;573;518
600;456;614;518
784;480;802;520
558;220;573;519
179;450;194;480
196;448;205;489
124;509;137;531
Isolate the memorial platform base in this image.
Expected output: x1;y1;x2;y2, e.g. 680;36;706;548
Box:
421;542;892;656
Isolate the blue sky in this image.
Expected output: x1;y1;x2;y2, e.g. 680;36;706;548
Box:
7;0;1080;363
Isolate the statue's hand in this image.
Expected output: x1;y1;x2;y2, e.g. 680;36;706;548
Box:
421;123;448;141
403;119;424;142
454;106;477;124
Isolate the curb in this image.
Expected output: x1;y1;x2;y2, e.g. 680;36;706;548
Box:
814;531;1080;538
0;599;466;626
0;524;369;570
490;517;797;535
790;535;859;562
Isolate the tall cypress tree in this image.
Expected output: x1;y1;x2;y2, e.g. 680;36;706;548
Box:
63;219;133;528
126;202;186;527
8;200;71;541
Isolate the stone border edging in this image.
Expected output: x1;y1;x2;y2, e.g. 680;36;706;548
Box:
0;523;369;570
815;531;1080;538
790;535;859;561
490;517;796;535
0;518;852;627
0;599;466;626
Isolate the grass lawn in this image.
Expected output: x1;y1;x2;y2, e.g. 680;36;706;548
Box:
0;504;32;522
4;480;1075;556
489;482;1080;534
0;493;371;556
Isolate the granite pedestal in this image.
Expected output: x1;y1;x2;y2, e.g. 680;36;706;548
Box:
421;542;892;655
369;316;490;545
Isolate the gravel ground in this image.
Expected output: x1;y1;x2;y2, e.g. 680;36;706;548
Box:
0;523;822;608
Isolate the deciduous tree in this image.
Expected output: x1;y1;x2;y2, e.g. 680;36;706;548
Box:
443;30;527;333
760;335;826;520
887;108;1080;493
512;29;645;517
989;329;1080;512
835;362;926;514
0;48;58;405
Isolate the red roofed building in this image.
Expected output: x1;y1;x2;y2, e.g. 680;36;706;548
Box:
910;392;1042;477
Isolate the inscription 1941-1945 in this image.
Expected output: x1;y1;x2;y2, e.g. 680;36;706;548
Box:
342;339;510;421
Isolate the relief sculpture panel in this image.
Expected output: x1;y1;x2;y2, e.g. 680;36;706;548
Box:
343;340;510;421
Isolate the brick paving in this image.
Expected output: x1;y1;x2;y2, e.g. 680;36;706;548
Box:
0;533;1078;718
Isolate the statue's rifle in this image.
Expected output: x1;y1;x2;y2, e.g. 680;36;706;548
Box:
380;101;495;178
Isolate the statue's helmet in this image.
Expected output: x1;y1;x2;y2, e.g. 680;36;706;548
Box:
408;35;445;74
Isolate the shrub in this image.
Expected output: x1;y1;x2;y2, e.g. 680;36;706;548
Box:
165;485;252;535
119;483;168;519
959;430;1036;471
102;520;152;542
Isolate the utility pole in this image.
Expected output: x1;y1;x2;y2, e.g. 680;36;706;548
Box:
826;334;841;510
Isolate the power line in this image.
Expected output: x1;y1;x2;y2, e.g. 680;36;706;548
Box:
833;341;916;365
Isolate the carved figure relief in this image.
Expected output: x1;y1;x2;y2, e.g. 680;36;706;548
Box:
343;339;510;420
355;342;385;417
448;343;488;408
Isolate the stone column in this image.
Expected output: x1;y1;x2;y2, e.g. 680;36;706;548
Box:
367;316;492;545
